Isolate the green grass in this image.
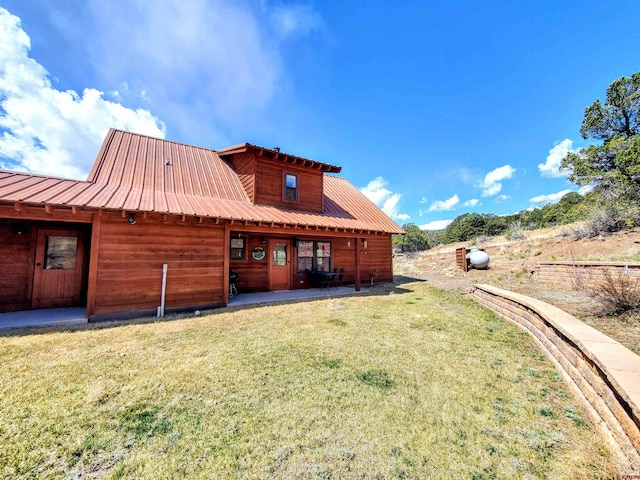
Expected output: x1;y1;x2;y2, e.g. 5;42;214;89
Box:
0;282;615;479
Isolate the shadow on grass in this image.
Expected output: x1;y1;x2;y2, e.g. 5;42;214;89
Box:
0;276;426;338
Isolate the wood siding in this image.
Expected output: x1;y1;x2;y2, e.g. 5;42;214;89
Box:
230;231;393;293
0;220;35;312
230;234;269;293
0;217;90;313
254;156;324;212
227;151;256;202
91;214;225;316
357;235;393;285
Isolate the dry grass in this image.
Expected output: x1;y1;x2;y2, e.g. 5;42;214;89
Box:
0;282;616;479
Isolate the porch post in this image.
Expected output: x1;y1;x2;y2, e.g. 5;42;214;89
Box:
223;220;230;304
354;236;361;291
86;213;102;317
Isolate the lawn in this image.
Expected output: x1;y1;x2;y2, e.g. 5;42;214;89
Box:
0;282;615;479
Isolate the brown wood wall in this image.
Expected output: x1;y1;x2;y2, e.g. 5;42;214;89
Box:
92;214;226;316
230;232;393;293
254;158;324;212
1;211;394;316
357;235;393;284
226;151;325;212
0;220;35;313
227;151;256;202
0;218;91;313
230;233;269;292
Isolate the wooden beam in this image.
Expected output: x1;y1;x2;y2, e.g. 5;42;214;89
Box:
223;220;230;305
0;204;93;223
14;201;26;213
354;236;361;292
44;204;55;214
86;213;102;316
72;206;79;215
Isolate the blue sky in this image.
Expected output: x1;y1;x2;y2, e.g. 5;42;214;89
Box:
1;1;639;229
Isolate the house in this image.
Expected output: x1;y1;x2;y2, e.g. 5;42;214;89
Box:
0;129;404;320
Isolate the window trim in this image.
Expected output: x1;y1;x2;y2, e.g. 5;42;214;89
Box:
283;172;299;203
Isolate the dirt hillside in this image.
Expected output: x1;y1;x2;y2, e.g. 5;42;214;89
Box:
394;224;640;353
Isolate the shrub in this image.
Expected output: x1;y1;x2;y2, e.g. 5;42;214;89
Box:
505;221;526;241
585;268;640;315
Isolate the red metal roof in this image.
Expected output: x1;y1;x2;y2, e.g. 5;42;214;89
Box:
216;143;342;173
0;129;404;234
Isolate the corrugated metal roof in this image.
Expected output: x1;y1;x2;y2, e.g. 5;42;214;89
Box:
0;129;404;234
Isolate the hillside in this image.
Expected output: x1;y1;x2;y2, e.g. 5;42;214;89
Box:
394;224;640;354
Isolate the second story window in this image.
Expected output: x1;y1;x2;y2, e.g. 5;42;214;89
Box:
284;173;298;202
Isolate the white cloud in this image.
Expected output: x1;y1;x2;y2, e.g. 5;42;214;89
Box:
463;198;479;207
360;176;410;221
61;0;320;141
478;165;516;197
538;139;575;178
0;7;165;179
420;219;453;230
495;195;510;203
530;189;573;205
418;196;428;204
428;194;460;212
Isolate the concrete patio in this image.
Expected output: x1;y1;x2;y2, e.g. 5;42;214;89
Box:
0;286;362;330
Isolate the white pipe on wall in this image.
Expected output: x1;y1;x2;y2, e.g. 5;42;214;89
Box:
158;263;168;317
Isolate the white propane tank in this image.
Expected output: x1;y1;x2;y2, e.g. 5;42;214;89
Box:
467;248;490;269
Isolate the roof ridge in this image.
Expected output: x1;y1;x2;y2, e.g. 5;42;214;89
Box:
109;128;220;154
0;168;90;184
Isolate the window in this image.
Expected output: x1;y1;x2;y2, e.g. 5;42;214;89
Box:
297;240;331;272
315;241;331;272
284;173;298;202
45;236;78;270
297;240;314;272
230;237;245;259
273;243;287;266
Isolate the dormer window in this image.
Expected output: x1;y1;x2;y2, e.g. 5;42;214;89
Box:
284;173;298;202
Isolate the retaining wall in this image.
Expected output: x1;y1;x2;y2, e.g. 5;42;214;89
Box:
537;261;640;288
473;284;640;470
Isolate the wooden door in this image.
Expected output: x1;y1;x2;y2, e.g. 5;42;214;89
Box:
270;240;291;291
32;229;85;308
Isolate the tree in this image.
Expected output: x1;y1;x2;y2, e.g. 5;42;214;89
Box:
393;223;431;253
443;213;493;243
561;73;640;200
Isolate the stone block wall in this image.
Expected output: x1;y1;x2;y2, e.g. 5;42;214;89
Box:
537;261;640;289
473;284;640;470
